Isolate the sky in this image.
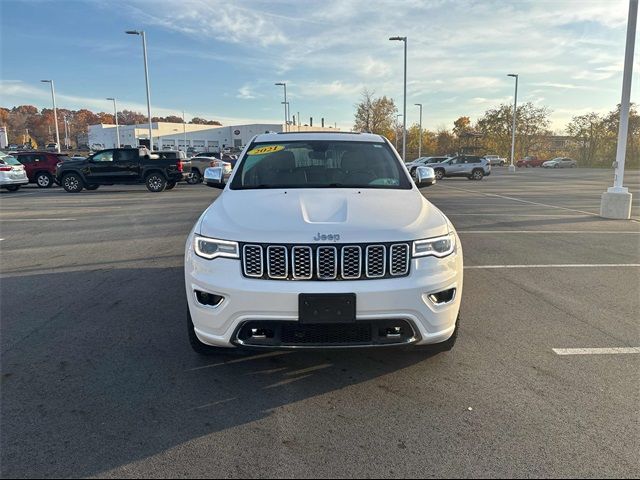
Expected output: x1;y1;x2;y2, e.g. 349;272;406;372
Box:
0;0;637;132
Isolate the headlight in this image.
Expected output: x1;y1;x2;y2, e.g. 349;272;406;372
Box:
194;235;239;260
413;233;456;258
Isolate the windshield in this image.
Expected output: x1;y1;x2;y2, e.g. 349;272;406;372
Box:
230;140;412;190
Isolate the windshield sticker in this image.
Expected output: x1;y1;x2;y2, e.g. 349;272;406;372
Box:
247;145;285;156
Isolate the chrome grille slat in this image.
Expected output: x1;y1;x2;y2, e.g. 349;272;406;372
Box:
317;246;338;279
243;245;263;277
341;246;362;279
292;246;313;279
390;243;410;276
365;245;386;278
267;245;288;279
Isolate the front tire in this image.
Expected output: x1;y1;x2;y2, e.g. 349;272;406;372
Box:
434;168;445;180
145;173;167;192
5;185;20;192
472;169;484;180
36;172;53;188
165;181;176;190
186;170;202;184
85;185;99;191
62;173;84;193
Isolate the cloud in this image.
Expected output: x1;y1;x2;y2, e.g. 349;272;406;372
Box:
124;1;289;47
0;80;280;126
530;82;593;90
236;85;258;100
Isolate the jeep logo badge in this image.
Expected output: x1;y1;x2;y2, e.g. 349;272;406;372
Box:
313;232;340;242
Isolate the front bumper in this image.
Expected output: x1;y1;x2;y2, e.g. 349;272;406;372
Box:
185;234;463;349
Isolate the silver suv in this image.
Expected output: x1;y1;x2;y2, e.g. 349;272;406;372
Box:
429;155;491;181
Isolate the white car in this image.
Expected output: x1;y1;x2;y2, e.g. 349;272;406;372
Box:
483;155;506;166
0;154;28;192
184;132;463;353
542;157;577;168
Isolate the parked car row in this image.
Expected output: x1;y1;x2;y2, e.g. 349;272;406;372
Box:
405;155;491;181
516;156;577;168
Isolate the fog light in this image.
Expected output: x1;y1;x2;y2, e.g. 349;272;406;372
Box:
428;288;456;305
195;290;224;307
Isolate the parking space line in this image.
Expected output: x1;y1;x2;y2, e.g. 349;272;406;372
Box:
459;230;640;234
553;347;640;355
446;213;589;217
465;264;640;269
438;184;601;216
1;218;77;222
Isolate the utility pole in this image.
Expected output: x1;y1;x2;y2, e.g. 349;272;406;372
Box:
415;103;423;158
601;0;637;219
507;73;518;173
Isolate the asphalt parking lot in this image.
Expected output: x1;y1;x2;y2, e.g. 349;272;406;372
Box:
1;168;639;478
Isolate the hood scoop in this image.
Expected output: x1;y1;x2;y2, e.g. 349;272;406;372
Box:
300;193;349;224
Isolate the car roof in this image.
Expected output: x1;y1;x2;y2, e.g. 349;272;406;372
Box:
253;131;386;143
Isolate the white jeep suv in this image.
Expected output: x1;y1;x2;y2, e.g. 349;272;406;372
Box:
185;132;463;353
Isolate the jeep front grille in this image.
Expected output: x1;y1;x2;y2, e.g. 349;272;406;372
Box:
240;242;411;281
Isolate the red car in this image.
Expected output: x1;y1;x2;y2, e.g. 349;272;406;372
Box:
14;151;71;188
516;156;545;168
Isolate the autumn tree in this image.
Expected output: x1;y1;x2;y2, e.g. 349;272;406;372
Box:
404;123;438;160
353;89;397;137
476;102;551;160
566;113;608;165
190;117;222;126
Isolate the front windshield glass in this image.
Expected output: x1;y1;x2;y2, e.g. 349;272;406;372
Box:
230;140;412;190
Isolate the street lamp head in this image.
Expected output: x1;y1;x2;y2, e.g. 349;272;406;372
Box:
275;82;285;86
507;73;518;77
389;36;406;41
40;80;51;83
126;30;140;35
106;97;115;101
415;103;422;107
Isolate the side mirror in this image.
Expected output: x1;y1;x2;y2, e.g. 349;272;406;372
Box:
415;166;436;188
204;167;225;189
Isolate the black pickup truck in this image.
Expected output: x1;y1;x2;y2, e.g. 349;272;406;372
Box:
55;148;189;193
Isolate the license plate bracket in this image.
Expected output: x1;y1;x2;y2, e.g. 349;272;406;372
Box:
299;293;356;324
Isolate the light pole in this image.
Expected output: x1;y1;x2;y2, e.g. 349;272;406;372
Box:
182;110;187;153
415;103;423;158
63;115;69;149
275;82;288;132
106;98;120;148
390;36;407;161
126;30;153;150
395;114;403;151
601;0;637;219
40;80;60;153
507;73;518;173
282;101;290;129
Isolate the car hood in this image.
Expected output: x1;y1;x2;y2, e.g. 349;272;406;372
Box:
197;188;449;243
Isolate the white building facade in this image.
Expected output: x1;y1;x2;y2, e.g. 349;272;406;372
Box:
88;122;340;153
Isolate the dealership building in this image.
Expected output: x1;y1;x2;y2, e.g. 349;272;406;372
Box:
88;122;340;152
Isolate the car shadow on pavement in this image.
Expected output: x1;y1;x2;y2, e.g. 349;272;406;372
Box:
0;266;437;478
